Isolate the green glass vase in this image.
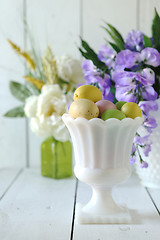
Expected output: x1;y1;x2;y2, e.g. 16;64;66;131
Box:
41;137;72;179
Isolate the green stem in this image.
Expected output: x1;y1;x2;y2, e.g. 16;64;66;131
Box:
136;145;143;163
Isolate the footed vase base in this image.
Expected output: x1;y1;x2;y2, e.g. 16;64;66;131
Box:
76;203;131;224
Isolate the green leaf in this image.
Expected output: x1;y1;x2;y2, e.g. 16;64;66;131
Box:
103;23;124;51
152;8;160;51
143;35;152;47
58;78;69;85
10;81;32;102
79;38;108;73
108;41;121;53
103;27;124;50
106;23;124;44
4;106;25;117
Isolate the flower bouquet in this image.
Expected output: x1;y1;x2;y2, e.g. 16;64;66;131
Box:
79;8;160;186
4;41;84;179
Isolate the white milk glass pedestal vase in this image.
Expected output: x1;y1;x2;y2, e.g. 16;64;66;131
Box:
135;99;160;189
63;114;143;224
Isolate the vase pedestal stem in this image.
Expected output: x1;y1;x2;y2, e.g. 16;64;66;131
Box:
76;186;131;224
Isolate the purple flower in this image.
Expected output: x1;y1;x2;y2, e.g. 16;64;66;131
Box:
98;45;115;69
139;101;158;133
82;60;101;84
82;59;113;100
113;71;137;102
141;86;157;101
140;161;149;168
115;85;137;102
130;156;137;164
139;100;158;115
116;49;141;69
125;30;144;52
113;69;157;102
82;59;95;72
134;135;152;157
141;48;160;67
141;68;155;85
143;116;157;133
98;74;114;101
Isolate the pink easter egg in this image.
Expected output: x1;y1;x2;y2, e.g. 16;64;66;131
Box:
96;100;117;117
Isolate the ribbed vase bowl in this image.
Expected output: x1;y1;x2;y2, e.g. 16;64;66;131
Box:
62;114;143;224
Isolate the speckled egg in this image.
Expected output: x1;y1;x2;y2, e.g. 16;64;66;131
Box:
69;99;99;120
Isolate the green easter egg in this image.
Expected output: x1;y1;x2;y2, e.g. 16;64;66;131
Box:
101;109;126;121
115;101;127;110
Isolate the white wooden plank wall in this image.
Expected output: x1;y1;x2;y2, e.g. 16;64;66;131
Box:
0;0;160;168
0;0;26;168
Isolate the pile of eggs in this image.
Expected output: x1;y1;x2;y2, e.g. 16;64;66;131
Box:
69;85;142;120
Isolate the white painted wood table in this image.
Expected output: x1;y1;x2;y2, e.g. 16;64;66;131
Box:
0;168;160;240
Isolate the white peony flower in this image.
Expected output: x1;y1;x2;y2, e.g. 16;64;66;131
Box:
49;114;70;142
30;114;70;142
27;84;71;142
24;96;38;118
56;55;85;85
37;84;68;117
30;117;53;138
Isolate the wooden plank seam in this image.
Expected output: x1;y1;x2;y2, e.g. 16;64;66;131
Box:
23;0;30;168
0;169;23;201
145;187;160;216
70;179;79;240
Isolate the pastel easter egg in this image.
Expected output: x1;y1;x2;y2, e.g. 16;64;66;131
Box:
115;101;127;110
121;102;142;119
74;85;102;103
101;109;126;121
96;100;117;117
69;99;99;120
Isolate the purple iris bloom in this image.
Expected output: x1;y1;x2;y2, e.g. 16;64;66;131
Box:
116;49;141;69
141;48;160;67
125;30;144;52
98;45;115;69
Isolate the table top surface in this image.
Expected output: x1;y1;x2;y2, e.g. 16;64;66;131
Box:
0;168;160;240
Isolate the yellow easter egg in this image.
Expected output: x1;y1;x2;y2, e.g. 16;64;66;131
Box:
74;85;102;102
69;99;99;120
121;102;142;119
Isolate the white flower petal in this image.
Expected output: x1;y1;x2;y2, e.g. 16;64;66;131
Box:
24;96;38;118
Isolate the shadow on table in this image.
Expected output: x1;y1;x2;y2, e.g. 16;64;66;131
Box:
130;209;160;224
